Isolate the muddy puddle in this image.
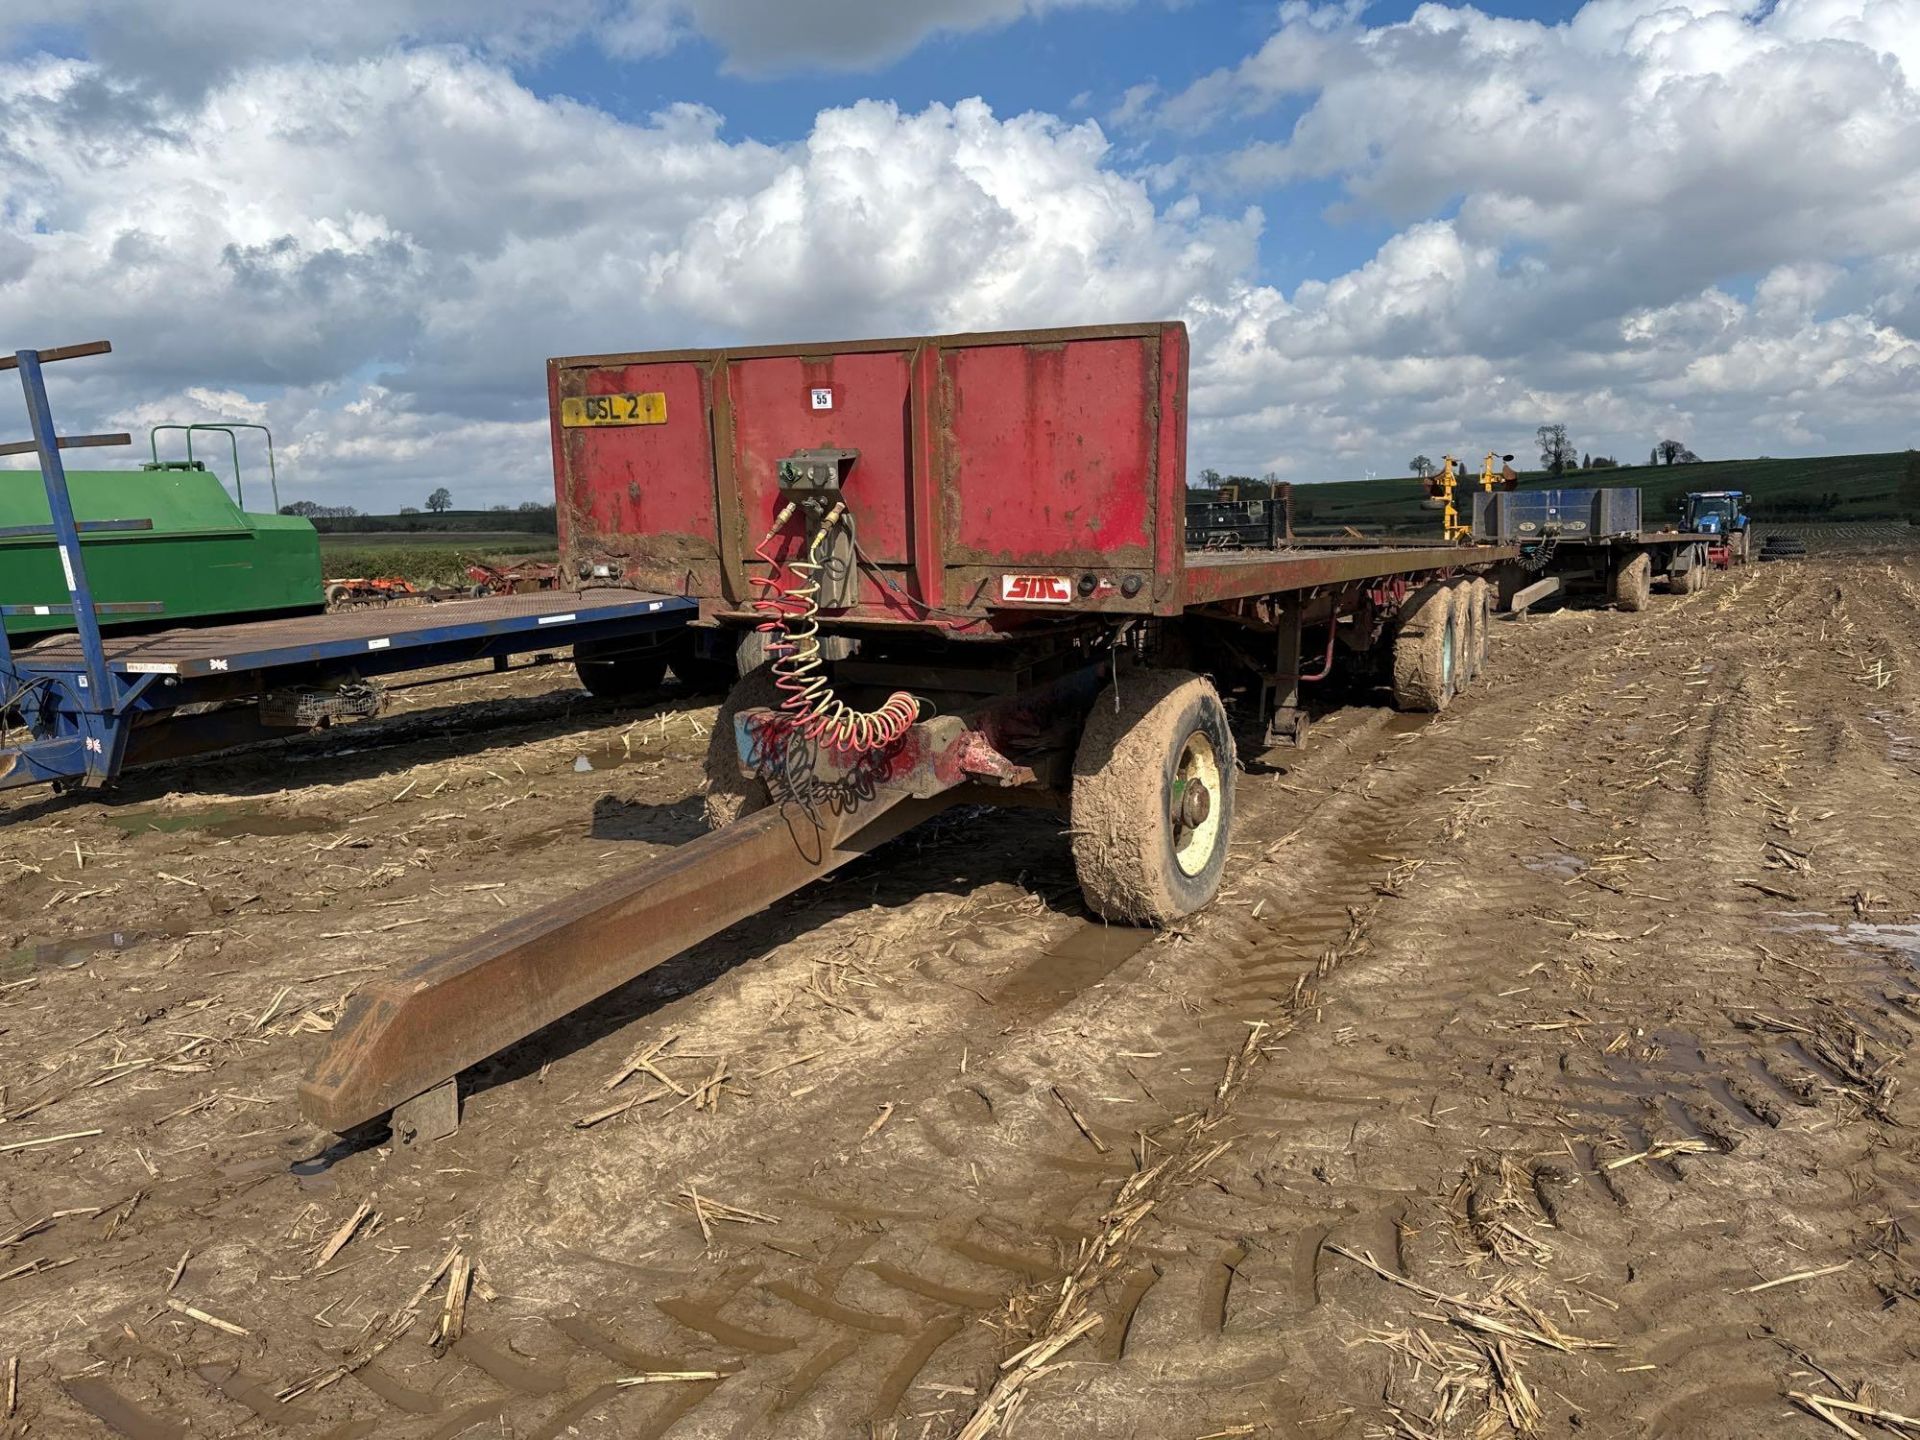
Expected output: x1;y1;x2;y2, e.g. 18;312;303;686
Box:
1522;850;1589;878
0;925;180;979
991;922;1155;1016
1866;707;1919;766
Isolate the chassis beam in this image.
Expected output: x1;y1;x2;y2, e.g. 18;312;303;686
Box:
299;790;956;1134
301;652;1105;1135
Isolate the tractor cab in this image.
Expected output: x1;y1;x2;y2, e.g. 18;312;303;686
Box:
1682;490;1750;568
1683;490;1748;536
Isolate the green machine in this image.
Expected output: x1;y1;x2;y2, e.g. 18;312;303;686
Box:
2;424;324;639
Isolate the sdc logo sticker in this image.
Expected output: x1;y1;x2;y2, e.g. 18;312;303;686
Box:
1000;574;1073;604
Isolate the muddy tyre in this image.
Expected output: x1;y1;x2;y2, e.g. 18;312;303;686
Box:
575;649;668;700
735;627;851;678
1391;582;1458;713
734;628;774;679
669;631;740;694
702;666;782;830
1474;578;1495;665
1070;669;1235;926
1612;550;1652;612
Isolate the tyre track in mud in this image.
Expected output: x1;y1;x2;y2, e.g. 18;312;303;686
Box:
998;556;1920;1438
11;559;1917;1439
971;564;1784;1436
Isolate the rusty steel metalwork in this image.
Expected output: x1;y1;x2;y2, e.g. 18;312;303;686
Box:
299;790;959;1134
300;654;1107;1135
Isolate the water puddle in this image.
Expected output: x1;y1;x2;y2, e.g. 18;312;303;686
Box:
1865;709;1919;766
1824;922;1920;959
2;928;156;979
103;807;339;839
1767;913;1920;959
1522;851;1589;879
570;745;657;773
992;922;1153;1016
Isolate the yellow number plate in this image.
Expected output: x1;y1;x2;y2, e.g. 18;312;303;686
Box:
561;392;667;428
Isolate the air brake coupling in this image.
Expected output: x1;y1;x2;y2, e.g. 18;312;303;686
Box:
778;448;860;609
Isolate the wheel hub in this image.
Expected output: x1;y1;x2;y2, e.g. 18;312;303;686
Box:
1170;733;1224;877
1177;778;1212;828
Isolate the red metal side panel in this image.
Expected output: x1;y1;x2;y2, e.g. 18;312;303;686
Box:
553;360;719;593
725;351;913;564
549;323;1189;625
942;337;1159;568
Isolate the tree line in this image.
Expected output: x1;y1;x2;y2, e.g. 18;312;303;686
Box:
1402;427;1699;481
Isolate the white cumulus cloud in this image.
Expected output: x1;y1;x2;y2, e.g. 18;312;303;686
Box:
2;0;1916;512
0;0;1138;86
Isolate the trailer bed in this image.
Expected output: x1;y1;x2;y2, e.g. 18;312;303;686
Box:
3;589;696;793
1178;542;1511;605
17;588;689;678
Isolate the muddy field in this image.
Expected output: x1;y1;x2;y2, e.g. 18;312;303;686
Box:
2;549;1918;1440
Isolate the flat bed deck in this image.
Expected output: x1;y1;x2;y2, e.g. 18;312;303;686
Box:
1178;542;1515;606
3;589;698;792
18;588;692;679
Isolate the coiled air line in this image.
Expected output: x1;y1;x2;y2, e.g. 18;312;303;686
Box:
750;451;921;754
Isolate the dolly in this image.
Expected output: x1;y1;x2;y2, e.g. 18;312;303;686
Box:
301;322;1521;1141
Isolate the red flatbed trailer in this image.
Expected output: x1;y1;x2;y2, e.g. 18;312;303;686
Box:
301;323;1515;1139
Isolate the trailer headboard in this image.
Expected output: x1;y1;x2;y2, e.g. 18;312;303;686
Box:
549;322;1190;627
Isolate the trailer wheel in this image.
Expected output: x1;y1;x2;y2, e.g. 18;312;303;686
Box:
575;649;668;700
734;627;853;678
1391;583;1457;712
1474;579;1495;662
1070;669;1235;926
702;666;782;829
669;632;740;694
1612;550;1652;612
735;628;774;679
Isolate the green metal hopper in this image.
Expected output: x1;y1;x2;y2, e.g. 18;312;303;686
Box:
2;427;324;639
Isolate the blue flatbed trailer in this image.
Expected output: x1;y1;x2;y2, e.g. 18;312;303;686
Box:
1;340;698;795
0;589;695;793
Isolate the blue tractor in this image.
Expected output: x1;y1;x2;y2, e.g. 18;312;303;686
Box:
1682;490;1750;565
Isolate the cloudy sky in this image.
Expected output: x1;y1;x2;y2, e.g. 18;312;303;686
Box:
2;0;1916;511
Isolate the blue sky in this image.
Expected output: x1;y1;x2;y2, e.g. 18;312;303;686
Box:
518;1;1424;285
0;0;1915;507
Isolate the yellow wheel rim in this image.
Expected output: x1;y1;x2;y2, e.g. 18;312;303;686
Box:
1171;731;1223;877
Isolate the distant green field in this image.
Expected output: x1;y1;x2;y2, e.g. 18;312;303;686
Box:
321;539;559;587
1259;450;1917;535
306;508;556;537
318;532;555;551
